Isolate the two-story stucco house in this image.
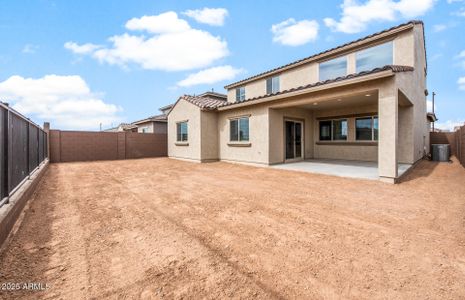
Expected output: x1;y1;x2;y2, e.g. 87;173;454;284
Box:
168;21;430;183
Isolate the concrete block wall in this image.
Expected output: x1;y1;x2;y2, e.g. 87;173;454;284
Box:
49;130;167;163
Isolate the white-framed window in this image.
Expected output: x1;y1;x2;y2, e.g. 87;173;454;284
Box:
355;116;378;141
235;87;245;101
356;42;393;73
230;117;249;142
176;121;188;142
319;119;348;141
266;76;280;94
319;56;347;82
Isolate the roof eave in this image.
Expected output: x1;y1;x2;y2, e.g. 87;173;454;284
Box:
218;70;395;111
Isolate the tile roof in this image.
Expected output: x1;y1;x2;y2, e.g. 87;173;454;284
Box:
120;123;138;129
198;91;227;100
217;65;414;109
132;114;167;125
225;20;423;89
180;95;227;110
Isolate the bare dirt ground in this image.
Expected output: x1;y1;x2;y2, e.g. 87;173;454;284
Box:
0;157;465;299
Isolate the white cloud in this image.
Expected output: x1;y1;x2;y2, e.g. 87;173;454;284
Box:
458;76;465;90
22;44;39;54
0;75;121;130
271;19;319;46
182;8;228;26
177;65;243;87
65;11;228;71
126;12;190;33
435;119;465;131
458;50;465;58
64;42;102;54
324;0;435;34
433;24;447;32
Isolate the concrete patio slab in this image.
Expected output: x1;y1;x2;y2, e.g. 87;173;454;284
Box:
272;159;412;180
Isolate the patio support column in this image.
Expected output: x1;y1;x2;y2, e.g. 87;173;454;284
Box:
378;84;398;183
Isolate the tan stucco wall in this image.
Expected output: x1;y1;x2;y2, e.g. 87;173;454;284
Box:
200;111;219;161
394;25;428;163
268;107;314;164
281;63;318;91
378;79;398;179
218;105;270;164
398;104;414;163
168;99;202;161
227;89;236;103
347;53;356;74
393;30;415;67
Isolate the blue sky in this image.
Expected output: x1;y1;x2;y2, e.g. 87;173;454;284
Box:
0;0;464;130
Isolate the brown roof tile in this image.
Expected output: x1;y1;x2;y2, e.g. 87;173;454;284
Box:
181;95;227;110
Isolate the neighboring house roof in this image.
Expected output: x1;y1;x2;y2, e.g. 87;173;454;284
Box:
217;65;414;110
132;114;167;125
119;123;138;130
104;123;137;132
198;91;227;100
225;20;424;89
427;112;438;122
159;103;174;114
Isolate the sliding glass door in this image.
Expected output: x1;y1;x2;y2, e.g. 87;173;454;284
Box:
285;120;303;161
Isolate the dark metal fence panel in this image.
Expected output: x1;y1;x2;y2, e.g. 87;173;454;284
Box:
9;113;29;192
0;102;48;207
44;132;48;159
0;106;6;200
28;124;39;172
38;130;44;163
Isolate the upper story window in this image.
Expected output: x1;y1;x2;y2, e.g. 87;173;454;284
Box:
236;87;245;101
356;42;393;73
230;117;249;142
176;121;188;142
266;76;280;94
355;116;378;141
319;56;347;82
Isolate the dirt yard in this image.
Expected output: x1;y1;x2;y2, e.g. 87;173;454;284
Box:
0;158;464;299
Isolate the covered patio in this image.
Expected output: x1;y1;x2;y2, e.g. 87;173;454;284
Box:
272;159;412;180
265;74;418;183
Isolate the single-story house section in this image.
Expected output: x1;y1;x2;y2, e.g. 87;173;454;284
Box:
168;20;430;183
107;104;174;133
132;114;168;134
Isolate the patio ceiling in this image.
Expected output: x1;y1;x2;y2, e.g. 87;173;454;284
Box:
276;90;379;111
